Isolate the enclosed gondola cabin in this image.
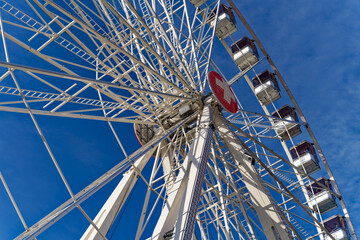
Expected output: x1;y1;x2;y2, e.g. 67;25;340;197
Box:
323;215;350;240
290;141;320;175
306;177;337;214
272;105;302;140
252;70;281;105
134;121;156;146
209;4;237;39
189;0;207;8
231;36;259;71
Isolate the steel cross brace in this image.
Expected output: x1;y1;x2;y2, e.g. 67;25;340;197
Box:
214;111;292;240
151;104;214;239
15;112;198;240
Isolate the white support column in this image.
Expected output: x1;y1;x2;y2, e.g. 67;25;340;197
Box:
151;104;214;240
161;145;176;195
214;112;292;240
211;148;231;240
81;147;156;240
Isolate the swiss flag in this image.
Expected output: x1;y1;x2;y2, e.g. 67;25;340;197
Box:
208;71;238;114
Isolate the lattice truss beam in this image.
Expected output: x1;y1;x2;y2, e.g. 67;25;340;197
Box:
0;0;220;126
0;1;344;240
10;105;336;240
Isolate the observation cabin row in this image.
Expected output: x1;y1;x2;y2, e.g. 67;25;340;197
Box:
191;1;351;239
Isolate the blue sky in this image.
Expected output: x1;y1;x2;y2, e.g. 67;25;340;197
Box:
0;0;359;239
236;0;360;234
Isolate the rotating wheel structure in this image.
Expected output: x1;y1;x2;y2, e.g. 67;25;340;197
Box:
0;0;357;240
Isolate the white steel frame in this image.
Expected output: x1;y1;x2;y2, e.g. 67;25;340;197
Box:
0;0;356;240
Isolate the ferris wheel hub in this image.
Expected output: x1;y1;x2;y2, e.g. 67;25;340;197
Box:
134;100;200;146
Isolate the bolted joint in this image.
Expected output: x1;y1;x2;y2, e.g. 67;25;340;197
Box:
199;121;215;130
201;93;212;105
251;157;256;166
163;228;174;240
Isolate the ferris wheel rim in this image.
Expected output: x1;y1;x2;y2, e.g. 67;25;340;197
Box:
0;0;356;240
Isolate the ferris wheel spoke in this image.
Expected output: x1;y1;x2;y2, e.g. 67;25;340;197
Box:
1;11;78;206
209;183;252;237
0;1;51;35
0;105;157;124
200;173;246;239
133;142;171;240
35;0;193;98
100;1;184;79
81;147;157;240
0;170;29;232
1;0;209;95
6;1;122;77
97;89;129;157
12;74;78;210
142;0;221;91
0;62;193;102
228;120;341;200
218;116;337;240
197;187;233;239
151;104;213;239
215;112;305;239
64;0;110;38
15;111;193;240
210;137;257;239
0;83;157;120
131;0;197;89
0;0;356;239
118;0;196;91
187;1;221;90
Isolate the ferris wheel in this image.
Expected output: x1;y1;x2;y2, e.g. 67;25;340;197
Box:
0;0;357;239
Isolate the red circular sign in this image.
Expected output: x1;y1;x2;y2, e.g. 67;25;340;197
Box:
208;71;238;113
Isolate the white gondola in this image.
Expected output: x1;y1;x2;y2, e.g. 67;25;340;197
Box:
231;36;259;70
290;141;320;174
272;105;302;140
252;70;281;105
324;215;350;240
189;0;207;8
307;178;337;214
209;4;237;39
325;229;349;240
134;121;156;146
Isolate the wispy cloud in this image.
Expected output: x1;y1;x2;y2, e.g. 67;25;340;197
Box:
228;0;360;233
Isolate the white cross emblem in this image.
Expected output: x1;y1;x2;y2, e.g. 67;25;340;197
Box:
215;77;235;104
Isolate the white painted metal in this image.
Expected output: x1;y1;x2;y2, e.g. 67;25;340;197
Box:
173;104;213;240
81;148;156;240
0;171;29;232
0;0;356;240
227;1;357;239
190;0;207;8
151;104;213;239
14;113;194;240
214;111;291;240
161;145;176;195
